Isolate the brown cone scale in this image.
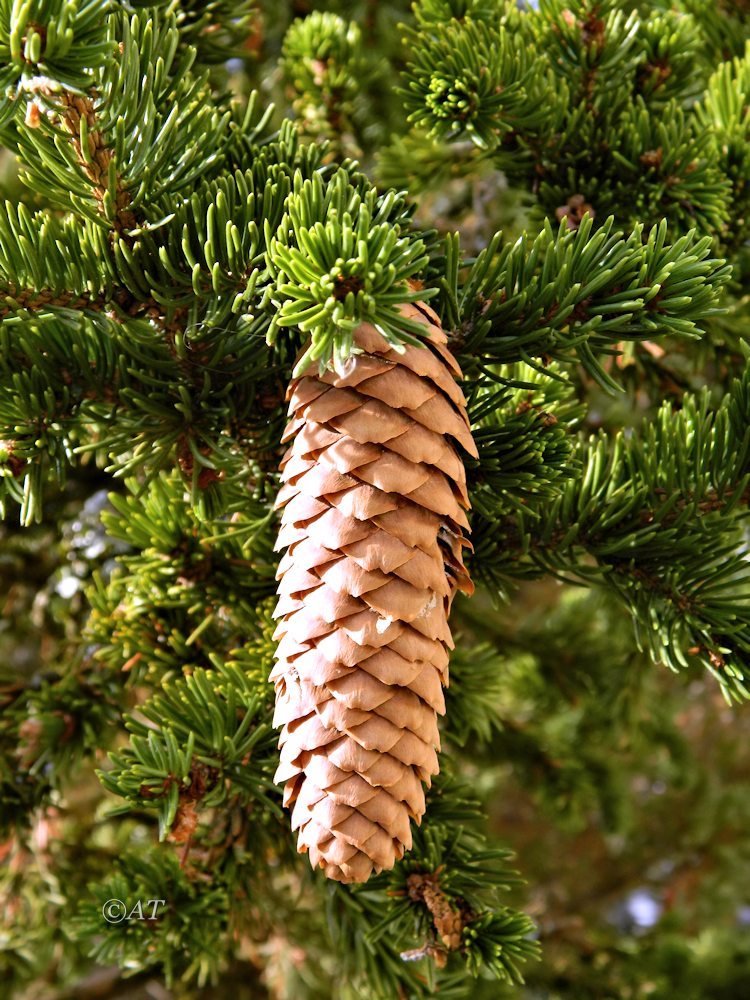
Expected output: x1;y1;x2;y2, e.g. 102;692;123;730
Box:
271;300;477;883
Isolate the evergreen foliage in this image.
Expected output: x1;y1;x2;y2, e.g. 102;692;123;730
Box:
1;1;750;997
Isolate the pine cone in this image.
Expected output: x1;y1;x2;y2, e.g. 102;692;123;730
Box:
271;301;477;883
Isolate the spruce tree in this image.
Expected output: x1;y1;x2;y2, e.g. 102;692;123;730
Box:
1;1;750;998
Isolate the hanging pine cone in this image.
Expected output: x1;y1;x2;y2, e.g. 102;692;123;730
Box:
271;300;477;883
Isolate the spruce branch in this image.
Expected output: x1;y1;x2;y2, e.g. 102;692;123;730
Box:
98;661;279;842
0;0;115;129
402;1;735;233
472;369;750;698
74;851;232;987
265;169;430;375
682;0;750;61
401;9;560;152
466;361;584;520
282;11;367;155
535;0;641;110
442;640;508;745
632;10;707;106
135;0;260;64
696;42;750;249
441;217;731;391
23;80;135;232
326;773;539;994
10;8;231;227
0;125;330;523
412;0;510;27
0;204;115;313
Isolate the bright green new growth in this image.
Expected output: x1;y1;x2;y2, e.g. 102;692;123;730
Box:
1;1;750;998
266;169;430;374
281;11;365;151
